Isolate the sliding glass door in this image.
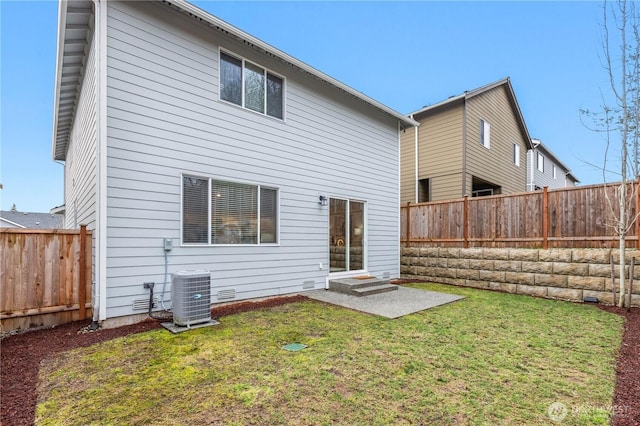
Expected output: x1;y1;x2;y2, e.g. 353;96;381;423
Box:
329;198;365;273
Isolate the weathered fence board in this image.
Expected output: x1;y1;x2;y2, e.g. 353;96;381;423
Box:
401;182;640;248
0;226;92;332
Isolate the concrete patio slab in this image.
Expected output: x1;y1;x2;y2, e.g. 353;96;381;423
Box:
305;285;464;319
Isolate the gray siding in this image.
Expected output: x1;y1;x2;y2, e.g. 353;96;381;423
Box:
104;1;400;318
527;149;576;190
64;31;97;231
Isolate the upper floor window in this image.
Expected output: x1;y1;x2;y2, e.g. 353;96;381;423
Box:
220;51;284;119
537;153;544;172
182;175;278;245
513;143;520;166
552;165;557;179
480;119;490;149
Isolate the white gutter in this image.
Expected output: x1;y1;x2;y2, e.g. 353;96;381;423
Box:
167;0;418;129
51;0;68;160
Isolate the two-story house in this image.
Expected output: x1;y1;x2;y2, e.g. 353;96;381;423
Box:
401;78;534;203
527;139;579;190
51;0;417;325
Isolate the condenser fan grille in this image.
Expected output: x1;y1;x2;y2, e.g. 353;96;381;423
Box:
171;270;212;327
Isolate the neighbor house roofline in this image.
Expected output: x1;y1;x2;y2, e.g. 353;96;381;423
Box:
407;77;534;150
531;138;580;183
0;217;27;229
51;0;418;161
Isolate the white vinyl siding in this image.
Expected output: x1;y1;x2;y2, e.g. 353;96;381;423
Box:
528;148;573;190
102;1;400;319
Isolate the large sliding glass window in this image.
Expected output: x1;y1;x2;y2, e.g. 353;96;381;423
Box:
182;175;278;245
329;198;365;272
219;51;284;119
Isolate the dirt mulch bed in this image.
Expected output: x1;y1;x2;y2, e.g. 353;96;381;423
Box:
599;305;640;426
1;293;638;425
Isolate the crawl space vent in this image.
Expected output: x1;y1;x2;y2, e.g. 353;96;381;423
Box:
132;297;159;311
217;289;236;300
302;280;315;289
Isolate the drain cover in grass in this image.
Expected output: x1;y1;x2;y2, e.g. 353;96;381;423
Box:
282;343;307;352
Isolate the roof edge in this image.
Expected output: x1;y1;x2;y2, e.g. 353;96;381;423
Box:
164;0;418;128
51;0;69;161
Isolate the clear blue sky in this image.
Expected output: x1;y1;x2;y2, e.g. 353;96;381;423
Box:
0;1;618;212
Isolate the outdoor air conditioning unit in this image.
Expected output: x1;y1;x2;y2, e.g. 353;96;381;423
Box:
171;270;212;327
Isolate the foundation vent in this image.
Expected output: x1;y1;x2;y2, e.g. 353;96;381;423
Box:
302;280;315;289
217;289;236;300
132;297;159;311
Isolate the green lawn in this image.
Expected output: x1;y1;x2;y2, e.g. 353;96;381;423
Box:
35;283;623;425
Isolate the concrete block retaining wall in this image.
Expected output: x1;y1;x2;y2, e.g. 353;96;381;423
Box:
400;248;640;307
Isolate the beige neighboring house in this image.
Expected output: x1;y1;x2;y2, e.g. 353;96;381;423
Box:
401;77;534;203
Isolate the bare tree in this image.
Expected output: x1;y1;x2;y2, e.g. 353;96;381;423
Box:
582;0;640;306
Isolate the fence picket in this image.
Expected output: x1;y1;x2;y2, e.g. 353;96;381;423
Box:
0;228;93;332
401;182;640;248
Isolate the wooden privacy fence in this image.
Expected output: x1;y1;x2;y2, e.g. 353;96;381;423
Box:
401;182;640;248
0;226;92;332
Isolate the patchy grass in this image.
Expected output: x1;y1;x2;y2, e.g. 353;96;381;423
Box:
35;283;623;425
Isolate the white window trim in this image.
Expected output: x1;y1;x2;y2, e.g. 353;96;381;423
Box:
537;153;544;172
180;173;280;247
218;48;286;121
480;119;491;149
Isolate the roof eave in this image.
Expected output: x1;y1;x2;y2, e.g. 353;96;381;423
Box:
51;0;69;161
165;0;418;128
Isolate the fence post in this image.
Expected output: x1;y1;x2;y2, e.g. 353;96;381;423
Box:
463;195;469;248
636;178;640;249
405;202;411;247
79;224;87;319
542;187;549;250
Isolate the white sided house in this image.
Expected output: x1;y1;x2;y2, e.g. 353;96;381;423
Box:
52;0;417;325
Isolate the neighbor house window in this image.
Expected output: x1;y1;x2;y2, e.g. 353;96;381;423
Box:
182;175;278;245
480;119;490;148
220;51;284;119
553;165;557;179
537;153;544;172
513;143;520;166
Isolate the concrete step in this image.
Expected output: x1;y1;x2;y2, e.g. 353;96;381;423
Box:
329;277;398;297
351;283;399;297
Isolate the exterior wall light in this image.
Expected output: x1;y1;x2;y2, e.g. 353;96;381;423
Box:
318;195;328;206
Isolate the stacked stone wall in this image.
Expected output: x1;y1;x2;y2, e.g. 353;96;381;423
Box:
400;248;640;306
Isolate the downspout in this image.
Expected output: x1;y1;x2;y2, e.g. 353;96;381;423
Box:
95;0;108;322
462;97;467;196
528;150;533;191
412;114;418;203
398;120;403;277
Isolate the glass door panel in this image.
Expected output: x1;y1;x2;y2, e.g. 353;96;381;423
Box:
329;199;347;272
349;201;364;270
329;198;365;273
